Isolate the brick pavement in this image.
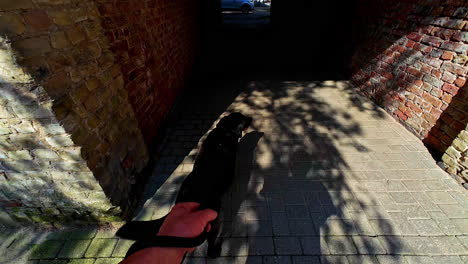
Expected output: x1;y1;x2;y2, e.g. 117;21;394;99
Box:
1;80;467;263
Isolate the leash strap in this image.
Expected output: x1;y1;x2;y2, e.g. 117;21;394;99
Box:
125;232;208;258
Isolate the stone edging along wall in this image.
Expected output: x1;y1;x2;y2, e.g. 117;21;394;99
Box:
351;0;467;183
0;0;149;225
442;124;468;183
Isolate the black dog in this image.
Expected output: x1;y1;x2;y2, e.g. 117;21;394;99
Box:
116;112;252;258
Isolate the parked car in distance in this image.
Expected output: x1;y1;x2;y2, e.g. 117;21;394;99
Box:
221;0;254;13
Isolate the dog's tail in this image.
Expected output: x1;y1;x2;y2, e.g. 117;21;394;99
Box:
115;216;167;240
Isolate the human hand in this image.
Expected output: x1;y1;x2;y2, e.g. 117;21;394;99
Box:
158;202;218;240
120;203;217;264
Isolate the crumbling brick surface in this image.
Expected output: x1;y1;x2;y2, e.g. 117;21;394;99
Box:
351;0;467;180
0;0;148;225
442;125;468;182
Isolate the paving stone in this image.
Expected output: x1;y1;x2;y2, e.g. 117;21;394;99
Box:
448;192;468;209
291;256;320;264
374;192;397;205
431;236;467;255
246;221;273;236
351;192;380;206
112;239;134;257
95;229;117;238
188;241;208;257
321;205;354;219
387;205;430;219
389;212;419;235
410;192;440;211
299;236;328;255
288;220;316;236
29;240;64;259
0;230;17;249
48;229;97;240
377;236;414;254
405;256;434;264
282;192;305;204
272;212;290;236
320;255;349;264
316;218;358;235
346;255;379;264
402;181;428;191
430;256;463;264
424;180;451;191
376;255;409;264
38;260;68;264
247;237;274;255
389;192;417;204
238;256;263;264
438;205;468;218
220;238;248;256
409;219;444;235
273;237;302;255
383;170;407;180
285;205;309;219
350;211;376;236
362;205;391;219
94;259;122;264
184;257;207;264
427;212;463;235
426;191;458;204
267;193;286;212
361;180;388;191
68;259;96;264
262;256;292;264
241;206;270;221
231;220;248;237
351;236;386;254
84;238;118;258
323;236;357;255
206;256;262;264
404;236;442;254
58;239;91;258
451;219;468;234
369;219;401;235
456;235;468;248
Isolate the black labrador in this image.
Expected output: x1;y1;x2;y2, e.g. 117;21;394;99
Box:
116;112;253;258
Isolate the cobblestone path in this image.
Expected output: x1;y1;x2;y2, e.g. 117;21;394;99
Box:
1;80;467;264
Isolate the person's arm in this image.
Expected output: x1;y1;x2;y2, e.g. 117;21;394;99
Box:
120;202;218;264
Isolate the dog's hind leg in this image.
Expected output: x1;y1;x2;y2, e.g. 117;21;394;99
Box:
206;216;222;258
116;215;167;240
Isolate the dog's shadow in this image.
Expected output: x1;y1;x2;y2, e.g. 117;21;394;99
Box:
191;131;264;258
230;131;265;220
214;131;265;253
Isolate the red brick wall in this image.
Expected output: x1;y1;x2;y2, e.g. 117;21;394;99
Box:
95;0;200;145
351;0;467;156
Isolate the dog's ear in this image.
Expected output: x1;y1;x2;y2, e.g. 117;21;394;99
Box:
217;112;252;136
243;116;253;131
216;115;235;131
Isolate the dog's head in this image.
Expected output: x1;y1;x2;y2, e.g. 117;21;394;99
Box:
216;112;252;138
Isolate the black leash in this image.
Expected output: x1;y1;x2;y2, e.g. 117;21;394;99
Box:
125;232;208;258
